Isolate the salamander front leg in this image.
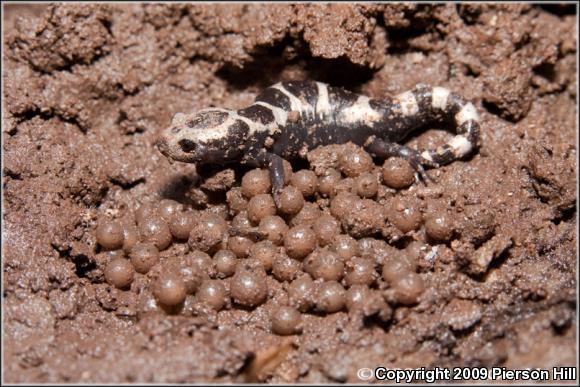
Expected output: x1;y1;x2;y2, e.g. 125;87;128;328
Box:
365;137;438;182
257;152;286;207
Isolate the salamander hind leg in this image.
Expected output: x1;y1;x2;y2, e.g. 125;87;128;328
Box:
365;136;438;183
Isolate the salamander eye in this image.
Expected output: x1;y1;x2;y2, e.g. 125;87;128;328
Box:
178;139;197;153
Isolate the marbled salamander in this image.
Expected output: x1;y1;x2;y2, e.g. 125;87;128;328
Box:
157;81;480;196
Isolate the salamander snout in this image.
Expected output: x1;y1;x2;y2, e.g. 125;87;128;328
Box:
155;136;169;156
156;126;205;163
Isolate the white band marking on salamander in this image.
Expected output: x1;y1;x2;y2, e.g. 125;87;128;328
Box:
254;101;288;127
315;82;331;118
339;95;382;124
272;83;313;116
456;102;479;125
431;87;450;110
396;90;419;116
448;135;473;157
182;108;268;142
186;108;234;142
421;151;434;161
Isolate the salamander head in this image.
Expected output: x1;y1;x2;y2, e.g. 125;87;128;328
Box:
157;108;249;164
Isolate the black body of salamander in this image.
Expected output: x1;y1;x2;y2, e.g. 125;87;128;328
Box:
157;81;480;195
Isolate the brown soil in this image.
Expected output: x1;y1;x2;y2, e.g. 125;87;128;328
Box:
2;3;577;383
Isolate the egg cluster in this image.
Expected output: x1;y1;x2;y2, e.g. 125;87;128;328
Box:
95;146;456;335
